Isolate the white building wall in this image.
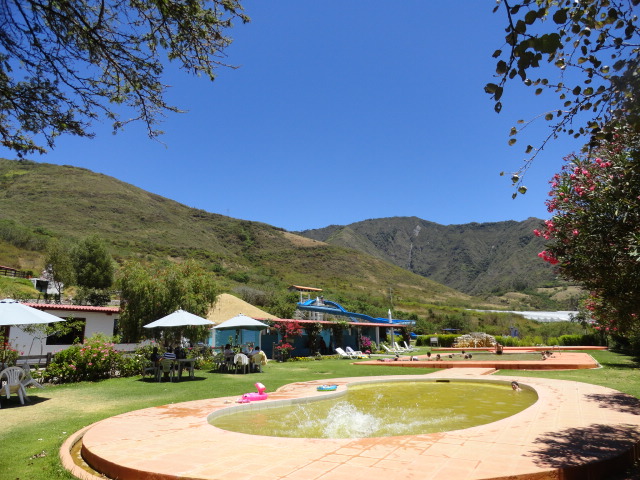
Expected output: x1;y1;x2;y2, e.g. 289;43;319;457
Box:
8;307;119;356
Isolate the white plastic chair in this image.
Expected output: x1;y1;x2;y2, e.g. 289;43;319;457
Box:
157;359;176;382
250;351;268;372
20;364;44;391
234;353;249;374
430;337;439;347
0;366;27;405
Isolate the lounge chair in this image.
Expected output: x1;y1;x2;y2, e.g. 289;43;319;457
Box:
381;344;400;355
335;347;354;359
403;341;416;352
345;347;366;357
394;342;408;352
345;346;366;358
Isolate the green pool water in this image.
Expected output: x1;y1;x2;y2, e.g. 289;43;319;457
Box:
210;380;538;439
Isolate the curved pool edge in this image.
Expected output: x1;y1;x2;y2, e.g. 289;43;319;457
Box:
65;373;640;480
59;425;104;480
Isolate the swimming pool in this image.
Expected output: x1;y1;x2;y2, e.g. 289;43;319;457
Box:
210;379;538;438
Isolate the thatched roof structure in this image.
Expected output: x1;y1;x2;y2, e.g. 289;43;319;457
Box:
206;293;279;324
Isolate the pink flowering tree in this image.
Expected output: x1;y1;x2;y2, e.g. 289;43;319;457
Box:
535;127;640;333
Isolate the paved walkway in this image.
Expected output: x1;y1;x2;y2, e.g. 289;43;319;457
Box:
356;351;599;371
63;370;640;480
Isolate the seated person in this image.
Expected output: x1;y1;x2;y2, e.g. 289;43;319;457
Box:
223;344;234;363
250;347;268;371
174;346;186;359
162;347;177;360
242;343;255;356
150;346;161;366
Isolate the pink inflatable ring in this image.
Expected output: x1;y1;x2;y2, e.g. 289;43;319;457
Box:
238;382;268;402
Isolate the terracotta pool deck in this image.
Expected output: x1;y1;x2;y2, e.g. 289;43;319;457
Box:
62;366;640;480
356;351;600;371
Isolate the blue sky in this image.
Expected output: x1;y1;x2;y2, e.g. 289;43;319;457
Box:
2;1;585;232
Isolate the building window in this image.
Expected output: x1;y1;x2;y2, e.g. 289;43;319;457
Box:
46;318;86;345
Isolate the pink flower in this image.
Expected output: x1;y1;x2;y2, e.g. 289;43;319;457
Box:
538;251;559;265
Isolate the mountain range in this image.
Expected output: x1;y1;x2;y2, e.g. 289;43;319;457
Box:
0;158;571;315
297;217;556;295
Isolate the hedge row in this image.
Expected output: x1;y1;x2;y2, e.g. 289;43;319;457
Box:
415;333;604;348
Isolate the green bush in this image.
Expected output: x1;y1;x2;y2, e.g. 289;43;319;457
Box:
558;334;601;346
415;334;458;347
44;333;136;383
186;344;215;369
494;335;521;346
0;344;20;366
521;335;545;346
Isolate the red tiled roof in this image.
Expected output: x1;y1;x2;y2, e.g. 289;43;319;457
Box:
289;285;323;292
25;303;119;314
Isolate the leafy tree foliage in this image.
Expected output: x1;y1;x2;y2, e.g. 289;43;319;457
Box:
534;126;640;333
43;239;75;296
0;0;249;156
487;0;640;189
70;235;115;306
72;235;114;290
118;260;218;343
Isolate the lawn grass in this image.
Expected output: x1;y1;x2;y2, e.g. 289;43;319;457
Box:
1;350;639;480
493;349;640;398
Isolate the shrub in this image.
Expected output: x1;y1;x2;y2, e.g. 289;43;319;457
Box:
415;334;458;347
494;336;521;347
558;334;601;346
0;344;20;366
44;333;129;383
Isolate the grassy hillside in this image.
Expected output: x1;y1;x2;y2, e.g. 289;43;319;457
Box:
0;159;470;316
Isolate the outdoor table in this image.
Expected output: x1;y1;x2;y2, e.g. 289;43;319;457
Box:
177;358;196;380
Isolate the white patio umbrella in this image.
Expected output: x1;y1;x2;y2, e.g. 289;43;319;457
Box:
0;299;66;362
213;314;269;348
0;299;65;326
143;309;213;329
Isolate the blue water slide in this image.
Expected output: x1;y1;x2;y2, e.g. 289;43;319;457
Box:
296;299;415;326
